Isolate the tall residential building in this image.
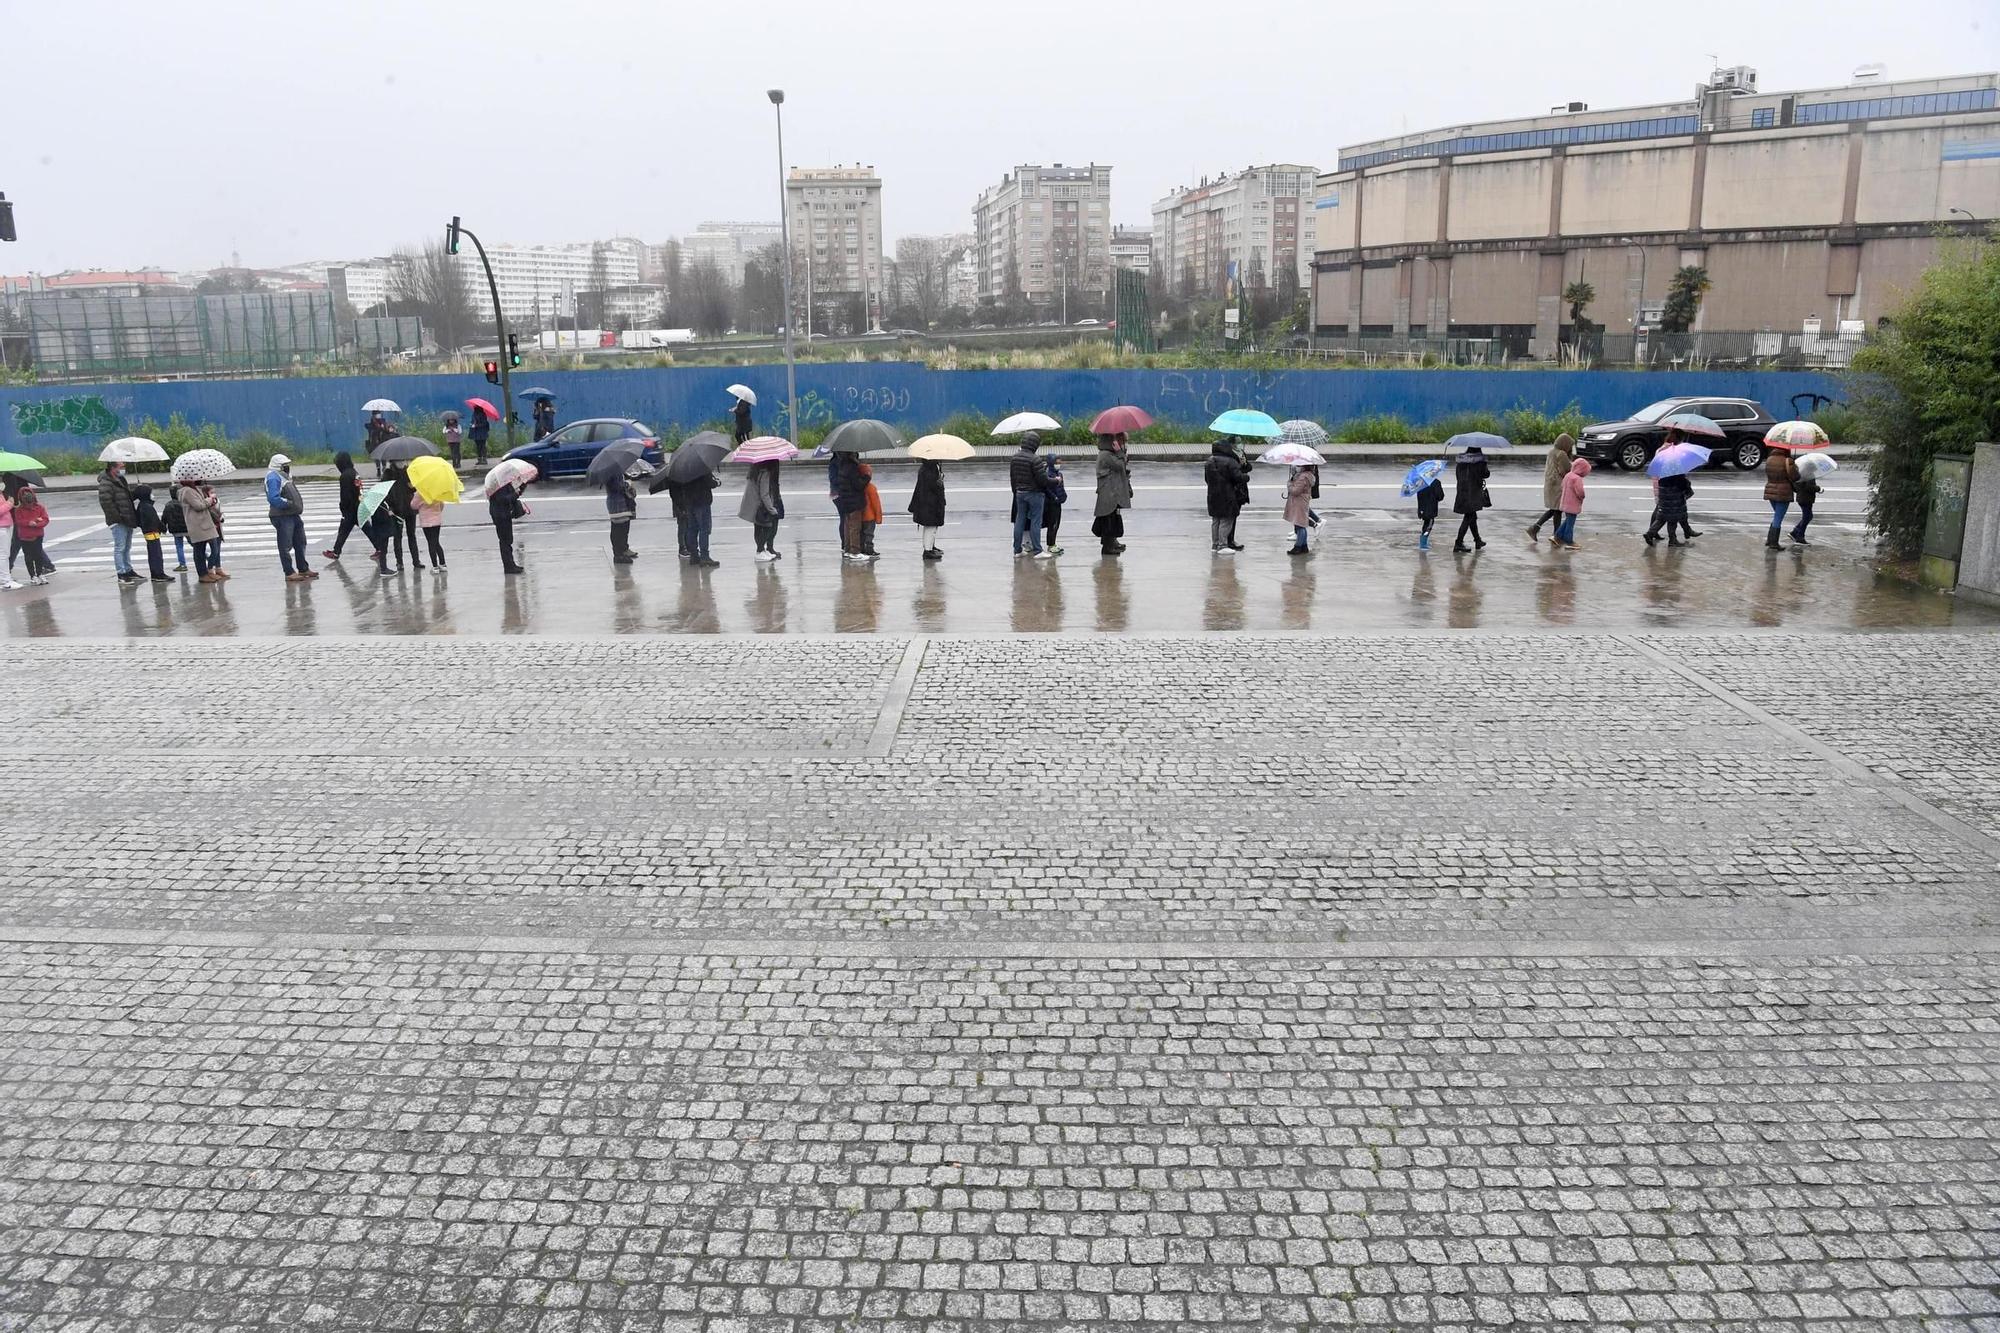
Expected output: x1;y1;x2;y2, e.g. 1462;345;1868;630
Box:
1312;67;2000;356
972;163;1113;305
945;246;980;311
786;166;885;330
680;223;783;287
449;242;642;325
1152;164;1318;299
1110;226;1153;276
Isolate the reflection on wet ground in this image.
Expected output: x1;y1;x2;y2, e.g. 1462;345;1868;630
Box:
5;507;1997;637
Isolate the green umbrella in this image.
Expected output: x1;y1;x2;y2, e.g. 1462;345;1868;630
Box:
356;480;395;527
0;451;46;473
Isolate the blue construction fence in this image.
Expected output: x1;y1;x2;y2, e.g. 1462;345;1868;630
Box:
0;364;1844;454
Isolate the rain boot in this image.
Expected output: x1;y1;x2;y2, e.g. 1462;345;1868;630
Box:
1418;531;1430;551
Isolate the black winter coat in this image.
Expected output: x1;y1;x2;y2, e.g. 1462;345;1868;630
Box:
1656;472;1693;522
1452;456;1491;515
1008;447;1046;495
909;460;946;527
333;454;361;521
386;471;416;520
832;454;868;514
1204;445;1249;518
1416;478;1445;521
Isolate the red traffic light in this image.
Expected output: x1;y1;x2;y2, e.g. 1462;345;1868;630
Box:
483;360;500;385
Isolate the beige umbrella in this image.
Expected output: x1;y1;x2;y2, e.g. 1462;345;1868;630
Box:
908;433;975;461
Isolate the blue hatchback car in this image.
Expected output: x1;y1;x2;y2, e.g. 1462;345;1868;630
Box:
504;418;662;480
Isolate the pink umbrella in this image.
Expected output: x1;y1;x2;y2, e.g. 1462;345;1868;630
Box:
1090;405;1153;435
728;436;800;464
466;397;502;420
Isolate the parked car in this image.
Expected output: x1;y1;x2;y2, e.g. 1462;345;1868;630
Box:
1576;396;1775;471
504;418;662;480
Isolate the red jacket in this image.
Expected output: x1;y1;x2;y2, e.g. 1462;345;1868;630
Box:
11;496;51;539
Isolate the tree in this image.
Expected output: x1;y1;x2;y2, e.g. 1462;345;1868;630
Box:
658;239;685;325
1562;280;1596;326
586;243;612;313
681;257;735;337
195;269;260;295
739;242;786;333
1658;266;1711;334
391;239;478;351
1853;233;2000;557
894;236;947;328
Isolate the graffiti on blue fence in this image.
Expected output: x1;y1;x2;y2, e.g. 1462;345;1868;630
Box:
12;395;120;439
838;383;913;417
771;389;839;437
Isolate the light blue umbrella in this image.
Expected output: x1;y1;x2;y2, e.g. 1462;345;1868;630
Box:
1646;443;1712;479
1445;431;1512;451
1400;459;1447;496
1209;408;1283;439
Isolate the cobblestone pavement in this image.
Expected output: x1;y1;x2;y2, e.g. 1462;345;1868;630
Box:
3;632;1999;1330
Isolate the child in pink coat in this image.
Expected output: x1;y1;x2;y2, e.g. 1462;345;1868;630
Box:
412;493;447;569
1554;458;1590;548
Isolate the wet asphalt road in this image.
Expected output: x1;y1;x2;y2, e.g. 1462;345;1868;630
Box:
5;461;1993;636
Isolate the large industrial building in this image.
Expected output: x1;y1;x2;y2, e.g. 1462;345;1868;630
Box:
1311;69;2000;359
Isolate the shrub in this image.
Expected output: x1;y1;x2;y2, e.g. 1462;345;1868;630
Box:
1427;410;1505;440
1808;401;1857;443
1334;414;1419;444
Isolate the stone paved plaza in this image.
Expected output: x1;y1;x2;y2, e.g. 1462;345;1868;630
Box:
2;632;1999;1331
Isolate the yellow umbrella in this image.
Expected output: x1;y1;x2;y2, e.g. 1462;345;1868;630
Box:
909;433;975;461
407;454;464;504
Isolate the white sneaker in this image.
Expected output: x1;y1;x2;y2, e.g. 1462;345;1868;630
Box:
31;574;48;585
1033;550;1055;560
754;550;778;562
843;552;868;562
1214;546;1236;557
0;578;19;591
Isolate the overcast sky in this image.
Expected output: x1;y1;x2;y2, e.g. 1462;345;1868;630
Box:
5;0;1995;274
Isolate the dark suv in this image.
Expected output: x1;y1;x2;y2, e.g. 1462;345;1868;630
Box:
1576;396;1775;472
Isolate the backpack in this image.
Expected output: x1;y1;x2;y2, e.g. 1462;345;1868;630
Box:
162;495;187;534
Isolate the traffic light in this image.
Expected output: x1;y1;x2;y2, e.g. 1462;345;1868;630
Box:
445;216;460;256
483;360;500;385
507;333;521;367
0;194;15;244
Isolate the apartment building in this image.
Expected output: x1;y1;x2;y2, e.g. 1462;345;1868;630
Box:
971;163;1113;305
785;166;885;329
1152;164;1318;298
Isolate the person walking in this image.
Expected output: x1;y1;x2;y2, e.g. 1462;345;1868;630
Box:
1204;439;1250;554
97;459;140;584
1526;433;1574;541
324;451;362;561
1041;453;1068;557
1415;471;1445;551
1764;446;1800;550
468;405;493;466
909;457;946;561
684;467;719;567
1452;447;1491;552
1791;466;1819;546
1091;432;1132;555
443;412;464;469
177;475;224;583
384;463;424;570
833;451;869;561
1010;432;1050;558
606;471;637;564
490;475;528;575
741;458;784;561
10;486;53;585
1644;472;1695;547
132;484;172;582
533;397;556;442
1284;465;1314;554
263;454;316;583
732;396;753;444
412;488;447;570
1554;458;1591;549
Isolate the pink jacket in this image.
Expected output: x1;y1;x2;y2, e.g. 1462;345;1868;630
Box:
412;497;444;528
1559;459;1591;515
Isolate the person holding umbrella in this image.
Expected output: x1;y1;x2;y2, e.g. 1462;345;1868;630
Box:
533;396;556;442
606;469;637;565
176;473;224;583
729;387;755;444
1009;431;1051;558
468;404;493;466
1204;438;1250;554
1284;464;1315;555
1092;433;1133;555
487;463;532;576
908;456;946;561
741;457;784;561
1451;447;1492;553
97;457;140;585
833;451;869;560
1764;444;1801;551
384;463;424;570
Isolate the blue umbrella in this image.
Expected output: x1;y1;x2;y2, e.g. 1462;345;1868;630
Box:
1400;459;1447;496
1209;408;1283;439
515;387;556;399
1445;431;1511;451
1646;443;1712;478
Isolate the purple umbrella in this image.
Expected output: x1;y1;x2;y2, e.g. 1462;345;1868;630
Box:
1646;443;1713;479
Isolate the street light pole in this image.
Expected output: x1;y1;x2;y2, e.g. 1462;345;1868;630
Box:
768;89;800;447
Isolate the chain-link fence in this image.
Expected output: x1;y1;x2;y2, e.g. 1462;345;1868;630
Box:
21;292;424;382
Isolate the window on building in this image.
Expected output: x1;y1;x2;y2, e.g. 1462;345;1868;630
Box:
1750;107;1776;127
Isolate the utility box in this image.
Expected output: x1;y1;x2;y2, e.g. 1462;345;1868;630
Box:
1952;444;2000;603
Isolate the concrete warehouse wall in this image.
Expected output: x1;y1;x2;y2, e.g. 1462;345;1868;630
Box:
0;365;1843;453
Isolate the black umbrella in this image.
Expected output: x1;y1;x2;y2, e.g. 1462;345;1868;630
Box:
373;435;439;464
584;438;651;487
823;419;903;454
661;431;732;485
